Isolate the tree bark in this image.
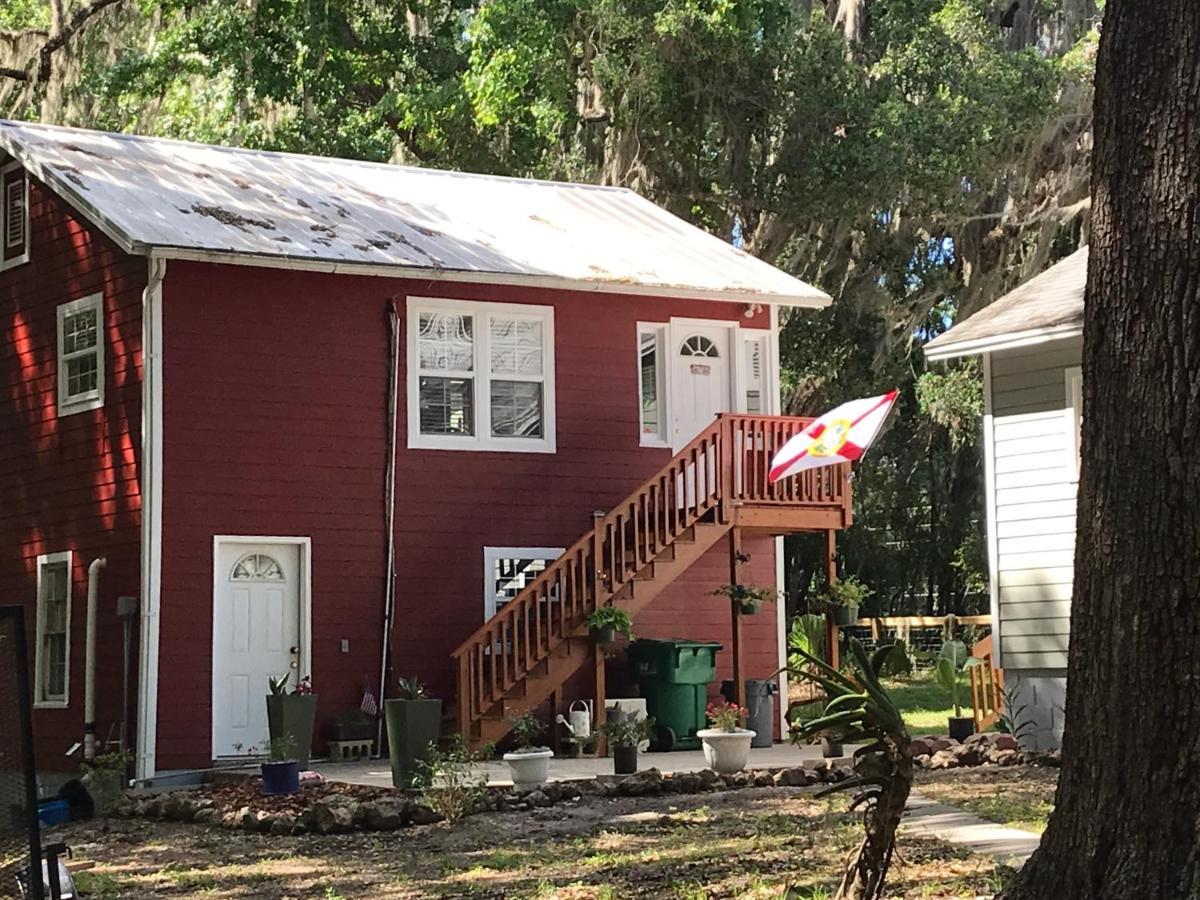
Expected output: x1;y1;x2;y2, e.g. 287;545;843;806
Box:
999;2;1200;897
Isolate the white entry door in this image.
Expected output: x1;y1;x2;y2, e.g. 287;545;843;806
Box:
670;324;733;450
212;540;303;758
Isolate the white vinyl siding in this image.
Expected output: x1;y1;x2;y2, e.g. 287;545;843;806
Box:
987;336;1082;672
407;297;556;453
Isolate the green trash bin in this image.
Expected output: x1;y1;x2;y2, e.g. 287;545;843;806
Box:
628;638;722;751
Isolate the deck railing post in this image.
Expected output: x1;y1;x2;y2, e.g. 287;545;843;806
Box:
591;510;606;611
457;652;472;739
719;415;735;523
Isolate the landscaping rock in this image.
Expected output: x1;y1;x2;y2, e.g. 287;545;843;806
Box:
245;810;274;833
951;743;986;767
524;790;553;808
193;807;218;826
989;748;1021;767
752;770;775;788
616;768;663;797
697;768;722;791
359;798;408;830
669;772;702;794
965;732;991;746
773;767;809;787
558;782;582;801
927;738;953;753
907;738;934;758
308;800;355;834
407;804;444;825
270;814;298;836
723;772;750;789
913;754;932;769
929;749;958;770
991;734;1020;752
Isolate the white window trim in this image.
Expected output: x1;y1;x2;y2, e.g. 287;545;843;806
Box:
57;293;105;417
35;550;73;709
0;160;30;271
1065;366;1082;482
483;546;564;620
406;296;556;453
637;322;670;448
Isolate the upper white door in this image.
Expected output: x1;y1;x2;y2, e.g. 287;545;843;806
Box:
212;541;301;758
670;324;733;451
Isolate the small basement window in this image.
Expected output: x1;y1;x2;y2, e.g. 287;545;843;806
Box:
1;162;29;271
483;547;564;620
35;551;72;707
408;297;556;452
57;293;105;416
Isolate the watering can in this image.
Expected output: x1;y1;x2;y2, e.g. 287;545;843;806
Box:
555;700;593;740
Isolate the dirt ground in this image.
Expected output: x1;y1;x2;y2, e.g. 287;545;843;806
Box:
914;766;1058;833
59;787;1009;899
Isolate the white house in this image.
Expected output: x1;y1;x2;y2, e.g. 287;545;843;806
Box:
925;246;1087;749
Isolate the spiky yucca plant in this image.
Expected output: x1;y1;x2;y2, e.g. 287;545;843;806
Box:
789;638;913;900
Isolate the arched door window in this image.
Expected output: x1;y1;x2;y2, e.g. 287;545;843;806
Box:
231;553;285;582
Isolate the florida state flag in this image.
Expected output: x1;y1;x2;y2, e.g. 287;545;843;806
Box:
768;390;899;482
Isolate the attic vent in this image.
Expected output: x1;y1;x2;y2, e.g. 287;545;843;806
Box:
4;178;23;249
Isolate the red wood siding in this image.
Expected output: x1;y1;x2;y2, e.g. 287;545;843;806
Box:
0;172;145;769
160;261;782;768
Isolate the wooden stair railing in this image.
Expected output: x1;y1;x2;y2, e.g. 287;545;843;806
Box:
450;413;849;746
969;633;1004;731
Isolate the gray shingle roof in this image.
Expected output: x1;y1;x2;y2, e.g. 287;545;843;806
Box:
0;119;829;306
925;246;1087;360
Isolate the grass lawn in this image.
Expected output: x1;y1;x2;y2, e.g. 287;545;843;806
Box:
64;788;1012;898
881;670;957;737
914;766;1058;834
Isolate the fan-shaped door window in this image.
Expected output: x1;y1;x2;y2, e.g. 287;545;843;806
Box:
231;553;285;582
680;334;721;358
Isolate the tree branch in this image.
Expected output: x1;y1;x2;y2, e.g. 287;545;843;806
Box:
0;67;30;82
37;0;126;83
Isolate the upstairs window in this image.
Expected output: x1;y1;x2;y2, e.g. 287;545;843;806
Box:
36;551;72;707
408;298;556;452
57;293;105;416
1;162;29;270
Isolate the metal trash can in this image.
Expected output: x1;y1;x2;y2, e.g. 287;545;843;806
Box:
721;678;779;748
628;638;723;751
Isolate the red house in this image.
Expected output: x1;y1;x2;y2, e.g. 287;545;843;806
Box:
0;121;852;782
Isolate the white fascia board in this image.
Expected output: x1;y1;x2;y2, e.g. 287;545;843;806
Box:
924;323;1084;362
148;247;832;308
981;352;1002;670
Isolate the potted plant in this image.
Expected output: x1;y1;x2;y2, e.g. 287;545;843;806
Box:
819;575;872;627
697;700;756;774
260;736;300;796
82;750;131;816
266;673;317;768
385;676;442;788
713;583;776;615
601;715;654;775
819;732;844;759
502;712;554;791
586;607;634;645
936;639;984;740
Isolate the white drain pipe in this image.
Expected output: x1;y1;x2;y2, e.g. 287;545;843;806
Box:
84;556;108;761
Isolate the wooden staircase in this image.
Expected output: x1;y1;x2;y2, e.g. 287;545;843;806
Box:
450;413;853;749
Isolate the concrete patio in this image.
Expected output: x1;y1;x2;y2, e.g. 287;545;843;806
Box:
315;741;850;788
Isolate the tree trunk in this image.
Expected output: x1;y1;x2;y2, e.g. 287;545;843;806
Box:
1000;2;1200;898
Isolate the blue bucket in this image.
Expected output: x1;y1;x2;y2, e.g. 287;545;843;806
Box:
38;799;71;826
260;760;300;796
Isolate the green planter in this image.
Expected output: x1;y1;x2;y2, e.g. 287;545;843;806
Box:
266;694;317;767
385;698;442;788
829;605;858;627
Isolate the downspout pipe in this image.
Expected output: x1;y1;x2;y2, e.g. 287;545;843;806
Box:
377;299;401;752
84;556;108;762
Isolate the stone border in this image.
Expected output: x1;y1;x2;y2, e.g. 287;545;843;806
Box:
111;762;852;836
908;732;1062;771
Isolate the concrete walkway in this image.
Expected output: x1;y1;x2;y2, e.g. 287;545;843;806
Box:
316;742;849;788
901;791;1041;866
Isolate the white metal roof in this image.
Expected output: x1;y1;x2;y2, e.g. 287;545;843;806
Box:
925;246;1087;360
0;120;829;306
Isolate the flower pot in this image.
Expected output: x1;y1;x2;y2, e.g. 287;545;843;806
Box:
948;716;976;742
735;601;761;615
821;737;844;759
591;624;616;645
261;760;300;796
503;748;554;791
829;605;858;627
266;693;317;767
613;744;638;775
384;698;443;788
697;728;756;775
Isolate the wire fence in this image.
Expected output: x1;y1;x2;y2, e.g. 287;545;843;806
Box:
0;606;42;900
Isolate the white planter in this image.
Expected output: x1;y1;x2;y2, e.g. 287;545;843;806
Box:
502;748;554;791
697;728;756;775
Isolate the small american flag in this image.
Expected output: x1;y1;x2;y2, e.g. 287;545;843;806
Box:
360;680;379;717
